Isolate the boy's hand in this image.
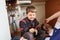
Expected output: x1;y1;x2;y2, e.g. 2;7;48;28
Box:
34;29;38;35
29;28;35;33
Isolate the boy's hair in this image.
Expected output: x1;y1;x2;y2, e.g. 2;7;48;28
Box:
26;6;36;14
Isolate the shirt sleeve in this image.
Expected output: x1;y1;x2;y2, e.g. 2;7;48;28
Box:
19;21;29;33
35;19;39;28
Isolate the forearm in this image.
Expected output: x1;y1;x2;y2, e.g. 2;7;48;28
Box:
47;11;60;22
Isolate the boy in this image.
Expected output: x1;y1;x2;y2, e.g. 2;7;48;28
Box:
19;6;41;40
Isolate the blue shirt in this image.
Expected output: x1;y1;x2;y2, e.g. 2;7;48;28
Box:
50;28;60;40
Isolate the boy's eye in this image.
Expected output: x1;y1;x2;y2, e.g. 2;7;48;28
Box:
29;14;35;16
29;14;32;16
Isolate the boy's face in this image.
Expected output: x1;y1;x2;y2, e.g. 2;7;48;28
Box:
27;11;36;21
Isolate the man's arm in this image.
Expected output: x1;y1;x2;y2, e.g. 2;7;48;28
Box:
46;11;60;23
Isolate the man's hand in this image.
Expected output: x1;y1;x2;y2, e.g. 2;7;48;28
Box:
44;19;50;24
45;19;50;23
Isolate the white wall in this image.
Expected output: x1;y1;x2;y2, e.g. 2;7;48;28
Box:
0;0;11;40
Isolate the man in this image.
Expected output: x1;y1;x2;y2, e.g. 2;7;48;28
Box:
45;11;60;40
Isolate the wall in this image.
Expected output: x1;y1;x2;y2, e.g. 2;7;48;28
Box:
32;2;45;24
45;0;60;26
0;0;11;40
